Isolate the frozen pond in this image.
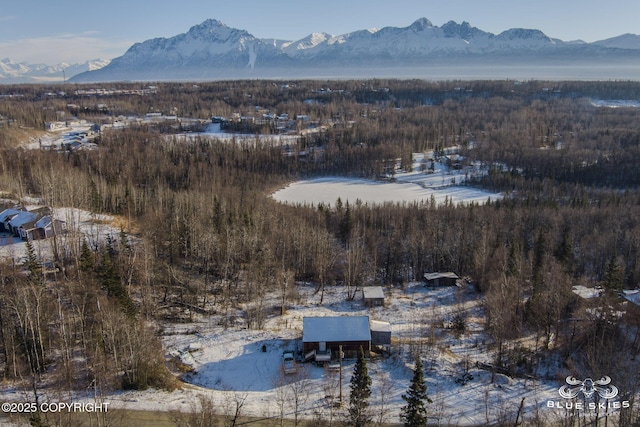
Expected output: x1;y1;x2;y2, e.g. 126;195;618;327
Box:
273;151;501;207
272;176;501;207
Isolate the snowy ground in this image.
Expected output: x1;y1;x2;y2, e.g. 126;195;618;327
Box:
0;216;626;425
173;123;300;146
0;280;627;425
272;152;501;207
590;99;640;108
132;282;563;426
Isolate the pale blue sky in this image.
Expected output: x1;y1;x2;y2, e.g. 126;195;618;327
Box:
1;0;638;64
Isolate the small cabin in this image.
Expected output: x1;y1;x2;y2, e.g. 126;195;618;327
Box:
362;286;384;307
424;272;460;287
370;320;391;353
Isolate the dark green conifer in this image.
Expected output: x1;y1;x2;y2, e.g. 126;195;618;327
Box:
348;347;372;427
400;357;431;427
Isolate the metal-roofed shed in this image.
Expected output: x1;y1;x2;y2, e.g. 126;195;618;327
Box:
362;286;384;307
424;272;460;287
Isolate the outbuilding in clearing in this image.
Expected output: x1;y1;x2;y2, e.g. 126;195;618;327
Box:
370;319;391;353
362;286;385;307
424;272;461;287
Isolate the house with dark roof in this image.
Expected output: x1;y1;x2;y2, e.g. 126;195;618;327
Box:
0;208;24;232
424;272;461;287
8;211;38;236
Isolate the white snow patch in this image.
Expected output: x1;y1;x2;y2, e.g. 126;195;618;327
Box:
246;42;257;70
591;99;640;108
173;123;299;146
272;152;501;207
272;177;498;207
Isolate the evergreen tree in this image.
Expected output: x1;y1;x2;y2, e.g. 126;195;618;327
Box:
339;202;353;244
98;242;136;316
400;357;431;427
603;250;624;293
554;228;573;266
24;240;43;285
348;347;372;427
79;239;95;273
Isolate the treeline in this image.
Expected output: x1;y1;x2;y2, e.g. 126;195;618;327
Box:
0;80;639;401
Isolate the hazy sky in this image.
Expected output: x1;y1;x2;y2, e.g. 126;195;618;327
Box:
1;0;638;64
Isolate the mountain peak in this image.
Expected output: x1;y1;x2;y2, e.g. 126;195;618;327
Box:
497;28;551;41
409;18;434;31
441;20;485;39
0;58;110;83
190;19;228;31
593;33;640;50
186;19;244;41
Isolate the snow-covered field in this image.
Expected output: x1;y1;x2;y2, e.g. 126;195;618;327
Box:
175;123;300;146
0;273;619;425
273;153;501;207
590;99;640;108
116;282;563;426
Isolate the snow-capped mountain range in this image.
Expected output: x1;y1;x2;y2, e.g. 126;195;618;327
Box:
9;18;640;83
0;58;110;84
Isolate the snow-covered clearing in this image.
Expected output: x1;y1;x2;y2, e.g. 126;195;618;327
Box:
133;282;562;426
590;99;640;108
0;271;617;426
272;152;501;207
0;280;566;426
174;123;300;146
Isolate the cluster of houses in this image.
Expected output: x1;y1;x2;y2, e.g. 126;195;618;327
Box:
213;108;317;135
0;207;65;241
44;120;102;150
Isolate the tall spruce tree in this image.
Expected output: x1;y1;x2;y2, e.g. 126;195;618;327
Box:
79;239;95;273
348;347;372;427
400;357;430;427
24;240;43;285
603;250;624;293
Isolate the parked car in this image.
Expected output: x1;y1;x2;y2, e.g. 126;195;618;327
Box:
282;352;296;374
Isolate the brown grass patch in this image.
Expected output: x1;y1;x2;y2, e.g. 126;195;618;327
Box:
0;127;46;148
110;215;140;235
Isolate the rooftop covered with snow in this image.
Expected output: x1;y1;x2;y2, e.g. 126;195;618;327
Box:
303;316;371;343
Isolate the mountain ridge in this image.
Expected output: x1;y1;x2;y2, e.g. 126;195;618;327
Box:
18;17;640;82
0;58;110;84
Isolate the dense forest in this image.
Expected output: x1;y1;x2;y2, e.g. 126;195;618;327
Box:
1;79;640;425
